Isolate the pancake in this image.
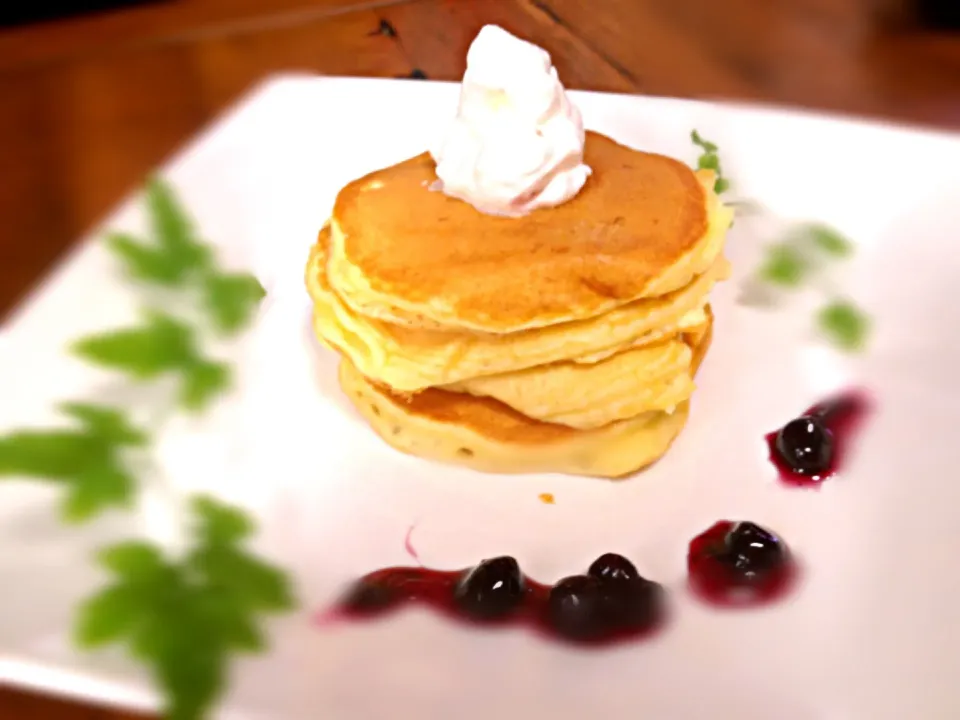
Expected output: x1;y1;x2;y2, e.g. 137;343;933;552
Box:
336;310;713;479
327;131;733;333
307;230;728;391
447;307;713;429
446;332;698;430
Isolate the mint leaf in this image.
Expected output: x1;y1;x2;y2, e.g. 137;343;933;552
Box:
107;179;211;287
759;243;809;287
817;300;870;351
190;546;295;616
59;403;148;447
0;431;95;478
202;272;266;335
75;584;143;647
64;464;135;521
194;589;266;652
690;129;729;194
0;406;143;522
691;129;718;153
72;311;196;379
146;178;211;278
153;612;225;720
179;359;231;412
697;153;720;172
188;495;296;613
98;541;167;579
192;495;254;545
108;232;189;287
804;223;854;257
74;497;297;720
147;178;192;250
72;313;231;410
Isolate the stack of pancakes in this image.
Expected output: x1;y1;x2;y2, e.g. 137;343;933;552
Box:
305;131;732;478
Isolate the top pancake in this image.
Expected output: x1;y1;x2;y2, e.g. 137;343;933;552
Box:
329;130;729;333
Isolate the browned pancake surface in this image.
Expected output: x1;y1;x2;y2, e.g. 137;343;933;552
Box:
332;131;709;328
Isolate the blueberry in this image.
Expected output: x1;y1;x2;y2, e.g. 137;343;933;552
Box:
547;575;606;640
453;556;524;620
588;553;641;585
775;416;834;474
588;553;662;630
718;522;786;581
602;579;661;630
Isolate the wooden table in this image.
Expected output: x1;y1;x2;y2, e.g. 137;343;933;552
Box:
1;0;958;717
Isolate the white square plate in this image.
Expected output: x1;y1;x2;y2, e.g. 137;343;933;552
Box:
3;75;960;720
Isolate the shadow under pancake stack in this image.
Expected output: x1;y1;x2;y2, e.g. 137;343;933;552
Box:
305;131;733;478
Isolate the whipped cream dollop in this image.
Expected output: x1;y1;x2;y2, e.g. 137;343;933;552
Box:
431;25;591;216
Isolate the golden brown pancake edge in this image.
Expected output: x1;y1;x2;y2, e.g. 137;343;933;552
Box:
329;130;718;332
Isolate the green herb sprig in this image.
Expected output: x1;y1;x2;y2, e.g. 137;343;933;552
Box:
0;403;146;521
756;222;870;351
817;299;871;352
691;129;730;195
690;130;871;352
757;222;855;288
76;496;296;720
0;177;295;719
72;311;231;412
78;178;265;413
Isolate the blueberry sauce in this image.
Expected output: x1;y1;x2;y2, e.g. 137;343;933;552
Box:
766;390;871;488
328;553;666;645
687;520;796;607
403;524;421;565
